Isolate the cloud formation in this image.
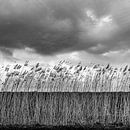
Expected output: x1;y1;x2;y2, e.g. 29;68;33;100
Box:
0;0;130;61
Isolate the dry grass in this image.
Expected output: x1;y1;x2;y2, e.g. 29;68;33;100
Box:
0;61;130;127
0;92;130;127
0;61;130;92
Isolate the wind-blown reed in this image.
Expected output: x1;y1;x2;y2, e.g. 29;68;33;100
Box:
0;92;130;127
0;61;130;92
0;61;130;127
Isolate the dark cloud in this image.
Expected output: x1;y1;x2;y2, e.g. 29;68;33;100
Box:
0;0;130;56
0;20;80;55
0;0;81;55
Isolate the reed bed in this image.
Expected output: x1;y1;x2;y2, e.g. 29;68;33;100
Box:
0;92;130;127
0;61;130;92
0;61;130;128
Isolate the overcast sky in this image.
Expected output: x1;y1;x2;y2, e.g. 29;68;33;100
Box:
0;0;130;66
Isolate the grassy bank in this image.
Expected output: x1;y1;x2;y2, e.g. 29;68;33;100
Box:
0;92;130;127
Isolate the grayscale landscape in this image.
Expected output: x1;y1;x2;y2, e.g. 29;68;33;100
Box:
0;0;130;129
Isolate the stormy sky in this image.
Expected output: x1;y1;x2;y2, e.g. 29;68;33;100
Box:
0;0;130;65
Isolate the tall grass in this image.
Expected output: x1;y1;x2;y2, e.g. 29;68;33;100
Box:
0;61;130;92
0;61;130;127
0;92;130;127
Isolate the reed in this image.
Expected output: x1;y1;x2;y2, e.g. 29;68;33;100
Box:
0;92;130;127
1;61;130;92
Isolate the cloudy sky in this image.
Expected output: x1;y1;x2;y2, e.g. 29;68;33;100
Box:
0;0;130;66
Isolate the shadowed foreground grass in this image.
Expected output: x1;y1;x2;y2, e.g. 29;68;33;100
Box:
0;125;127;130
0;92;130;128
